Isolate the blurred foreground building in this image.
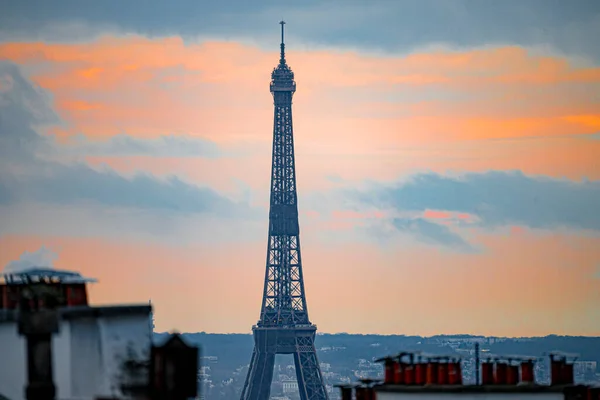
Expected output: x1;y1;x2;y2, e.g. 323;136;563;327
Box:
0;268;152;400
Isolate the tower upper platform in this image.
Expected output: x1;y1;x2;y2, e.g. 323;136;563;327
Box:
270;20;296;94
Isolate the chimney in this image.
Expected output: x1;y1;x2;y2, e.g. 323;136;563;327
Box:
437;361;448;385
339;386;352;400
394;361;405;384
455;360;463;385
415;361;426;385
355;386;367;400
359;379;377;400
383;357;395;384
481;361;494;385
366;386;376;400
404;362;415;385
561;362;574;385
506;364;519;385
551;358;563;385
494;362;508;385
520;360;535;384
448;360;462;385
550;353;576;386
426;361;439;385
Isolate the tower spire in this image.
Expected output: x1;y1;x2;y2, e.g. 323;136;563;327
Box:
279;20;286;63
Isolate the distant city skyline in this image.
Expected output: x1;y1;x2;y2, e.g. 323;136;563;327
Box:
1;0;599;337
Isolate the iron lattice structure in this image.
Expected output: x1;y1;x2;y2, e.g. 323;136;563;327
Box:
240;22;329;400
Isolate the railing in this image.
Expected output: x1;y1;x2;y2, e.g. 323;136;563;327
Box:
270;82;296;92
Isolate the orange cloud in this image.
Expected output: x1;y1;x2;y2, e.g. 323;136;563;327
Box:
424;210;452;219
1;37;599;192
510;226;525;235
2;229;599;336
563;114;600;130
59;100;103;112
1;37;599;143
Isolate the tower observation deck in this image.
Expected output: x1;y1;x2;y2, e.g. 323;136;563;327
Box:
239;22;329;400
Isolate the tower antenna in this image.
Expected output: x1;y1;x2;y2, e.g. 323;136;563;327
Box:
279;20;286;63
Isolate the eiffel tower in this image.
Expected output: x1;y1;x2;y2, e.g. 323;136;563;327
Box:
239;22;329;400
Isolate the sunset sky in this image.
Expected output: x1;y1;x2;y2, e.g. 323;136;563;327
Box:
1;0;599;337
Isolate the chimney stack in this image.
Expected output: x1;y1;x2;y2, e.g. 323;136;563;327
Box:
481;361;494;385
494;362;508;385
415;357;426;385
383;357;395;384
520;360;535;384
448;359;462;385
506;364;519;385
426;360;439;385
437;361;448;385
549;352;577;386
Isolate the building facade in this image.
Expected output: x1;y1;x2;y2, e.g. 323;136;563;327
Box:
0;268;152;400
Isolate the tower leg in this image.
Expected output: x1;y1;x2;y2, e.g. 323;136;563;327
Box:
240;347;276;400
240;349;256;399
294;336;328;400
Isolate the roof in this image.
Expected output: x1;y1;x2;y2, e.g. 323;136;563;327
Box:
375;384;567;394
0;267;97;285
0;304;151;324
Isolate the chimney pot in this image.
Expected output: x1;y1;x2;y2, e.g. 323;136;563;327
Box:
495;363;508;385
426;362;438;385
481;362;494;385
520;360;535;384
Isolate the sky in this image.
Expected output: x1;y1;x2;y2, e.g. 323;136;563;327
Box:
0;0;599;337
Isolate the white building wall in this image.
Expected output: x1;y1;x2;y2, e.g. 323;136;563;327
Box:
0;322;26;400
0;307;151;400
70;317;103;398
94;314;152;397
375;392;564;400
53;320;72;398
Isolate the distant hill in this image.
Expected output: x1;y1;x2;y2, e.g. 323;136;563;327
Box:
154;332;600;379
152;332;600;399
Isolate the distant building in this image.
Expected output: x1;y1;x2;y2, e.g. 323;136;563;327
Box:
320;362;331;371
0;268;152;400
575;361;597;373
282;379;299;394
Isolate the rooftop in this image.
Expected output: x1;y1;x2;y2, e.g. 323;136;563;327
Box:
375;384;567;394
0;267;97;285
0;304;151;324
338;349;599;398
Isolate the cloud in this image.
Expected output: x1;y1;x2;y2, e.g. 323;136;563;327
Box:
3;246;58;273
0;62;59;162
1;0;599;62
3;166;251;216
392;217;477;252
2;37;599;154
0;61;255;218
58;133;221;158
350;170;600;232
